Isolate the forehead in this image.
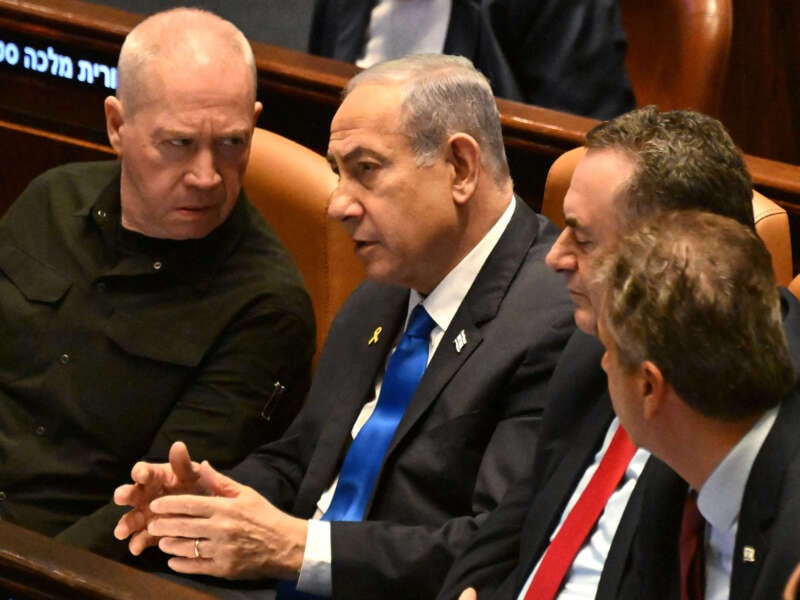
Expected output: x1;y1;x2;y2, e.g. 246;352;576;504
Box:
328;83;409;152
564;148;636;228
133;57;253;119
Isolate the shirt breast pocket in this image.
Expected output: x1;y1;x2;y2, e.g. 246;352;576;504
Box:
0;238;72;382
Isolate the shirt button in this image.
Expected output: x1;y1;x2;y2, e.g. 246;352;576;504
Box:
35;425;46;436
95;208;107;220
0;491;6;501
59;353;70;365
152;260;163;271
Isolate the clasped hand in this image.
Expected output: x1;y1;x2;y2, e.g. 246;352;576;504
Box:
114;441;307;580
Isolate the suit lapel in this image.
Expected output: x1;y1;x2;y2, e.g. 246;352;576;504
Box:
513;398;615;593
597;458;686;600
731;390;800;599
387;201;541;455
298;285;409;512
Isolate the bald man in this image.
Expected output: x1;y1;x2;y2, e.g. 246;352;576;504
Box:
0;7;314;561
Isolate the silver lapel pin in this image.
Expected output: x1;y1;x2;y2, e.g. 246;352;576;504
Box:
454;330;468;353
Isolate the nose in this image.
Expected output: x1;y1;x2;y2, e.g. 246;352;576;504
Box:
185;147;222;189
327;181;364;222
545;229;577;273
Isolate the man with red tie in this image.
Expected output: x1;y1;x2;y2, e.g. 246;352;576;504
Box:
594;210;800;599
439;106;800;599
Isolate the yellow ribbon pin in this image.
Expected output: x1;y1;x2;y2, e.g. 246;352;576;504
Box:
368;326;383;345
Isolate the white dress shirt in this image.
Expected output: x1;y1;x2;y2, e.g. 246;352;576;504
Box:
356;0;452;68
517;418;651;599
297;197;516;595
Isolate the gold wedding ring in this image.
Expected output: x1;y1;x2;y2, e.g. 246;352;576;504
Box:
194;538;201;559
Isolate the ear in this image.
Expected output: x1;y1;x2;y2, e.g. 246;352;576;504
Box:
639;360;667;420
446;133;480;205
252;101;263;127
104;96;125;156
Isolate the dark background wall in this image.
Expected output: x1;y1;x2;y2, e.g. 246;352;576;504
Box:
83;0;314;51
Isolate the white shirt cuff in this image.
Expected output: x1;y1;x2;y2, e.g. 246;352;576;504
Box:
296;519;332;596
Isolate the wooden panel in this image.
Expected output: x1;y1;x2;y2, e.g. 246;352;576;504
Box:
720;0;800;165
0;520;215;600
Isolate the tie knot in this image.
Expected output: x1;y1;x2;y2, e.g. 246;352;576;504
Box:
405;305;436;340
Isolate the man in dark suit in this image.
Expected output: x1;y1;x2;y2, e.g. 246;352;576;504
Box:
439;106;800;600
595;210;800;599
308;0;635;120
112;53;574;598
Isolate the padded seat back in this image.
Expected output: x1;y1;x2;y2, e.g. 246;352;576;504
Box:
243;128;365;365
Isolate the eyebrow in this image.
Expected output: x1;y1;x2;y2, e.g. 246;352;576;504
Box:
153;127;250;140
564;215;595;240
327;146;386;165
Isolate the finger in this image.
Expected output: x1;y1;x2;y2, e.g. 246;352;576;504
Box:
196;460;240;498
158;536;208;560
130;461;165;487
150;493;216;518
167;555;217;576
458;588;478;600
169;441;200;484
114;481;159;509
113;483;137;507
114;508;148;540
147;514;209;539
128;528;160;556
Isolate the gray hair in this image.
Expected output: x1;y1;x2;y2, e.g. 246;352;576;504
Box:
345;54;510;183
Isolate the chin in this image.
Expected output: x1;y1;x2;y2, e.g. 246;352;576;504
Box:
574;309;599;337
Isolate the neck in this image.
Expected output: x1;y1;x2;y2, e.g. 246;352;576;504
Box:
651;408;761;491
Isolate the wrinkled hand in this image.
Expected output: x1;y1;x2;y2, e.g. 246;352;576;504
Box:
113;441;205;555
458;588;478;600
147;459;308;580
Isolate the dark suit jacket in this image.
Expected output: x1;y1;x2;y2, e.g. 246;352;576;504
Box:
439;287;800;600
228;201;575;598
309;0;635;120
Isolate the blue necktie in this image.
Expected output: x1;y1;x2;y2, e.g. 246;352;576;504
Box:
324;303;435;522
276;304;435;600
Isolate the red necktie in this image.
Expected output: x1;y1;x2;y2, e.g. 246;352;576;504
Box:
524;425;636;600
680;490;706;600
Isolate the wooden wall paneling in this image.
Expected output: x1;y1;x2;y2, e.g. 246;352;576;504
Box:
720;0;800;165
0;519;216;599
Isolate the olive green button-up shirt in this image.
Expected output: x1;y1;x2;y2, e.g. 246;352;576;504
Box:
0;160;315;558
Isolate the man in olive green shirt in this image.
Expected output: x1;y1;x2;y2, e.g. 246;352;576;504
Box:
0;7;314;561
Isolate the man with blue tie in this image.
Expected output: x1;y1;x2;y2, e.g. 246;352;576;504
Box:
112;53;574;598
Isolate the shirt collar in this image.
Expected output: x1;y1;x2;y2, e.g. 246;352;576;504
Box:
76;162;247;291
698;405;779;532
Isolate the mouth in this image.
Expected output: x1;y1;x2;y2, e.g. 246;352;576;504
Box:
175;205;218;218
353;240;377;252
